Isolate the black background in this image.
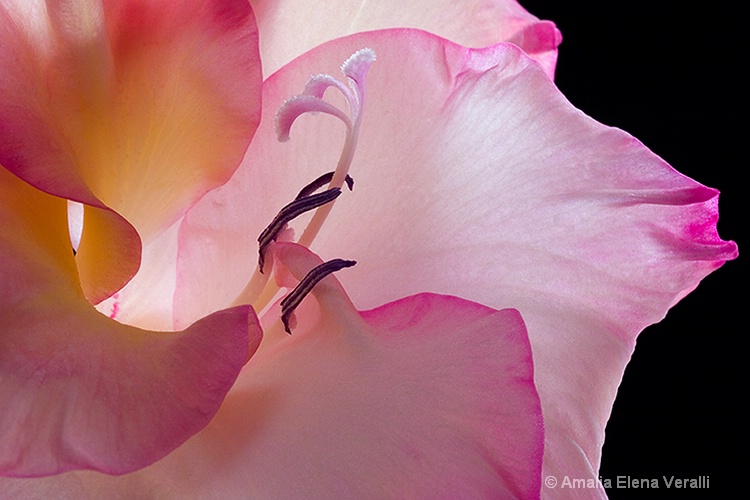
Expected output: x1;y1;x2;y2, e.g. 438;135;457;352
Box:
520;1;743;497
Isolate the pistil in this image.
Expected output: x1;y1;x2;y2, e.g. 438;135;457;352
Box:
232;49;376;332
276;48;375;247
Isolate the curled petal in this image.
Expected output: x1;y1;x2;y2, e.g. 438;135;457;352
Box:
0;0;262;303
0;167;261;476
174;29;736;490
1;243;544;497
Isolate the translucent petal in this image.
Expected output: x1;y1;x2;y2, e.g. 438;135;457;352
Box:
174;29;735;489
0;167;260;476
0;0;262;304
1;243;544;497
250;0;561;76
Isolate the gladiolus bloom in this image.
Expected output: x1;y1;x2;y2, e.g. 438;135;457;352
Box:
0;0;737;498
1;0;263;476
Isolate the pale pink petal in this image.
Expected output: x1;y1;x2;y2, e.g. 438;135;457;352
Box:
1;242;544;497
250;0;561;77
0;167;261;476
175;30;736;490
94;219;181;331
0;0;261;304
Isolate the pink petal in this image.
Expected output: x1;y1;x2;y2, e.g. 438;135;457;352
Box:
94;220;182;331
1;242;544;497
0;0;261;303
250;0;561;77
0;166;261;476
174;30;736;489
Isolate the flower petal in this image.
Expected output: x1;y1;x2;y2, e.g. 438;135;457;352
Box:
250;0;561;77
1;242;544;497
174;30;736;490
94;219;183;331
0;0;262;303
0;166;261;476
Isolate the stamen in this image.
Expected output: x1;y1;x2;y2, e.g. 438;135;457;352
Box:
257;188;342;273
280;259;357;334
234;50;374;313
295;172;354;200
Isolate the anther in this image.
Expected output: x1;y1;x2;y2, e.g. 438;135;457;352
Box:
280;259;357;334
295;172;354;200
257;188;342;273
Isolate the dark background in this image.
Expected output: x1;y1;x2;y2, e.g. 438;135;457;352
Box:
521;1;743;497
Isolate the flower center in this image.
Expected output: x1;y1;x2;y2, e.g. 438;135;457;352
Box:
231;48;376;332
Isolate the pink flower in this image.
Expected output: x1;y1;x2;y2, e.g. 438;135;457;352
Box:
0;0;737;498
1;0;264;476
